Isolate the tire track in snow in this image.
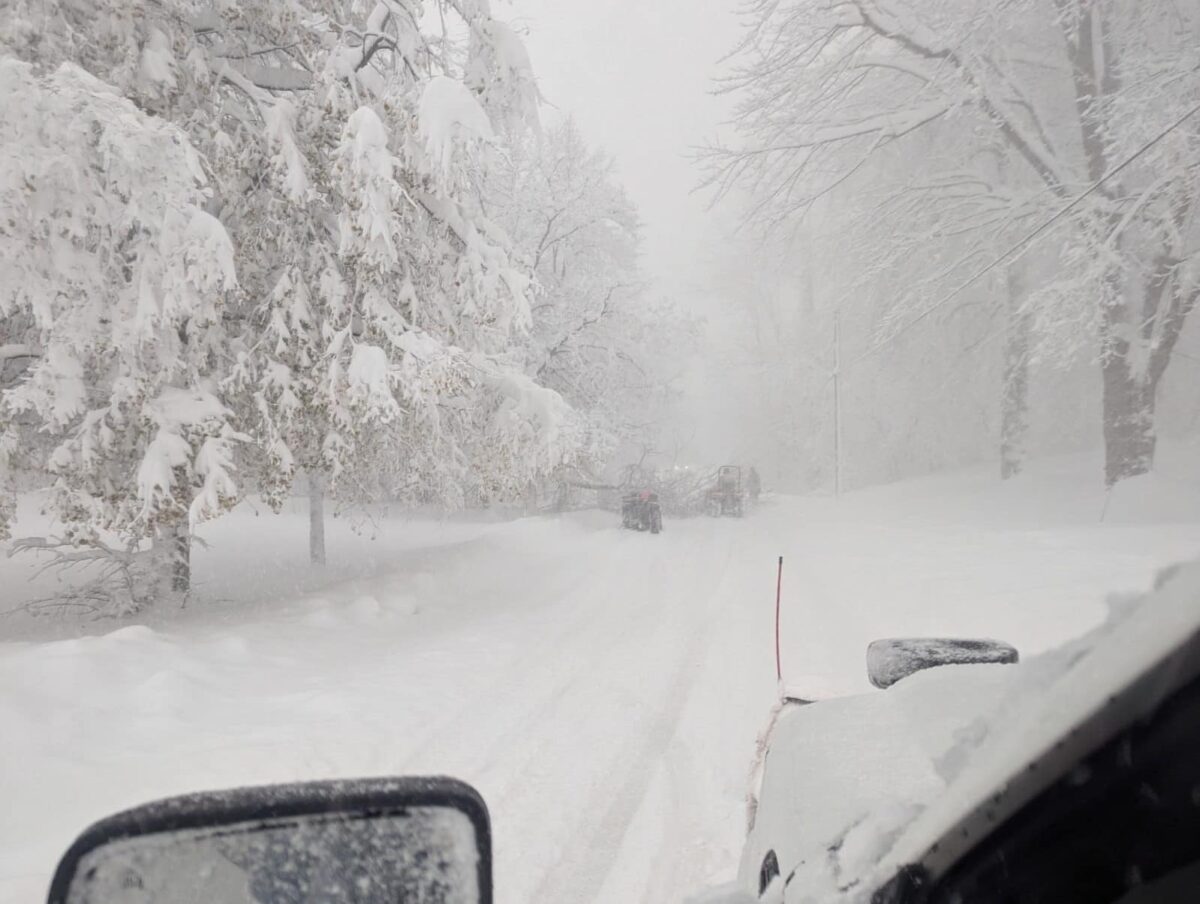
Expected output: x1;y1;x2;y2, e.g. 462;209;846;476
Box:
460;536;699;797
376;518;735;904
388;545;623;771
476;526;729;809
527;536;736;903
459;604;661;789
637;519;779;903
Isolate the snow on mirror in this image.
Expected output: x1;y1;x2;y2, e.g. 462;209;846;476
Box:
867;638;1019;689
48;778;490;904
63;809;476;904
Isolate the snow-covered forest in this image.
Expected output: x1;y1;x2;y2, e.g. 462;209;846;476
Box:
703;0;1200;493
0;0;690;612
3;0;1198;610
2;1;1200;903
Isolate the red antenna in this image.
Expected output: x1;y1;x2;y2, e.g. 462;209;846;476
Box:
775;556;784;683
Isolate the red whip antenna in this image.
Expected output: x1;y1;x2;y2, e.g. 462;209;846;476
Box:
775;556;784;683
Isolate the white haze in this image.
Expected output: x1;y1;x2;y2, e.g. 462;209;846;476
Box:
2;2;1200;903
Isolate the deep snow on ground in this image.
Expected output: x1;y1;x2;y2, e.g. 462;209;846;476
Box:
2;455;1199;903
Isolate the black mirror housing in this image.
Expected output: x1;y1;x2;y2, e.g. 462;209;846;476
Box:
47;776;491;904
867;638;1019;689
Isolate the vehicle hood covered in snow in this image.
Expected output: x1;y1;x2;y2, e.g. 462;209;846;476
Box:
741;663;1017;894
745;560;1200;903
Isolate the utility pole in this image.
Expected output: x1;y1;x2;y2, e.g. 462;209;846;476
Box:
832;309;843;497
800;238;844;497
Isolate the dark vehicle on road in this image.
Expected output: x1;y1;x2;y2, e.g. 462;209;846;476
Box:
621;489;663;534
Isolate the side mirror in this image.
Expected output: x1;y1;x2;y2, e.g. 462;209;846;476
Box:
47;776;491;904
867;638;1018;689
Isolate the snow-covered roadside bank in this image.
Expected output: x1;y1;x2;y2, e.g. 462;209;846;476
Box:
2;456;1199;903
0;493;532;640
769;457;1200;695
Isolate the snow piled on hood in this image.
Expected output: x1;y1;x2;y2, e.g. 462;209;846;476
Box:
749;662;1015;903
781;560;1200;902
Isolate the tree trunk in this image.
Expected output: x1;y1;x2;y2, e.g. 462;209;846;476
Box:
174;525;190;593
1063;5;1153;484
1000;266;1031;480
1097;255;1184;488
309;471;326;566
153;521;190;598
1101;349;1156;487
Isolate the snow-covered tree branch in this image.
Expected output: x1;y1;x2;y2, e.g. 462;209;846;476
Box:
709;0;1200;485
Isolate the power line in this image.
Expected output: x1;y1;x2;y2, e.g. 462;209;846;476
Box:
851;97;1200;367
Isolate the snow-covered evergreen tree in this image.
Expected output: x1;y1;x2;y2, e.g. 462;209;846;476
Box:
234;1;583;547
2;0;588;582
0;59;239;608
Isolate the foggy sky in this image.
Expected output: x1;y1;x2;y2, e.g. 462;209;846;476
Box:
513;0;739;306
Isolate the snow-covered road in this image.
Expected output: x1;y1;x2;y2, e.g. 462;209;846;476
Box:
3;459;1200;902
1;508;780;904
